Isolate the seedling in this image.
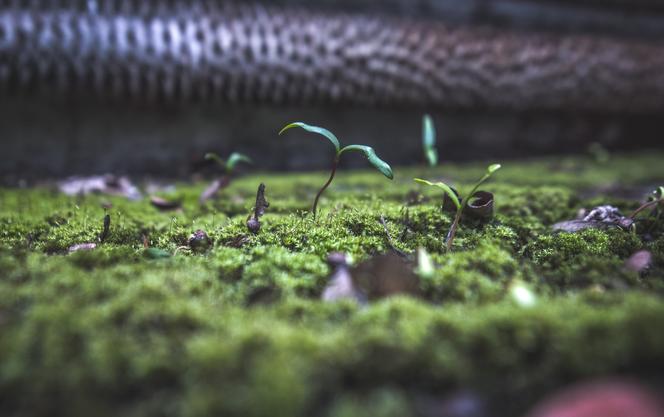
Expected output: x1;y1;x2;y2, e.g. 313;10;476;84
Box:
422;114;438;166
630;186;664;219
200;152;253;203
204;152;253;175
415;163;501;251
279;122;393;218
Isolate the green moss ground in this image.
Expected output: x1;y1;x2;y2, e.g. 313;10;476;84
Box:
1;153;664;416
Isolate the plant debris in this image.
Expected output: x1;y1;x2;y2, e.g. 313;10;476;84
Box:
351;252;420;300
625;250;652;273
553;205;634;233
68;243;97;253
188;230;212;253
379;215;408;258
466;191;495;219
99;214;110;243
150;196;182;211
247;183;269;234
58;175;141;200
199;176;231;204
322;252;366;303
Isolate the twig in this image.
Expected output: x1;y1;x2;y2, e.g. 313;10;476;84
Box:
379;215;408;258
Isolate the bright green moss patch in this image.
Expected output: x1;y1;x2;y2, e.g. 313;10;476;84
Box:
0;153;663;417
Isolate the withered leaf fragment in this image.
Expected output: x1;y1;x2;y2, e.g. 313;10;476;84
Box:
351;252;420;301
199;176;231;204
322;253;366;304
247;183;269;234
150;196;182;211
553;205;633;233
68;243;97;253
58;175;141;200
466;191;494;219
99;214;110;243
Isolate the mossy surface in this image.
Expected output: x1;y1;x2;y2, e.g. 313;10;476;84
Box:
1;153;663;417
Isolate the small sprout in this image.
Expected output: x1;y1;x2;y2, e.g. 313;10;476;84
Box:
188;230;212;253
247;183;269;234
415;163;501;251
99;214;110;243
279;122;393;218
422;114;438;166
200;152;252;204
204;152;253;175
629;186;664;219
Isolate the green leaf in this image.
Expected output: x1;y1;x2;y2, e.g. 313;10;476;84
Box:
279;122;341;153
226;153;253;172
204;152;226;168
340;145;394;179
487;164;501;175
414;178;461;210
422;115;438;166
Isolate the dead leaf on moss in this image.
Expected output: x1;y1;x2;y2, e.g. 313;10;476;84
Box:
351;252;420;300
150;196;182;211
58;175;141;200
553;205;633;233
199;175;231;204
68;243;97;253
322;252;366;304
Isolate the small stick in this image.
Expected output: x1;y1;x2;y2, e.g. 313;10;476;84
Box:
99;214;111;243
380;215;408;258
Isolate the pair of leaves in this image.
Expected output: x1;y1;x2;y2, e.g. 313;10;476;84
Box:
279;122;394;180
204;152;253;174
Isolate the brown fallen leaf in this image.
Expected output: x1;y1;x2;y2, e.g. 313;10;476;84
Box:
322;253;366;304
199;175;231;204
150;196;182;211
351;252;420;301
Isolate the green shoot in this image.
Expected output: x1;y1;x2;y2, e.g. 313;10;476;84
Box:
415;163;501;251
279;122;393;218
204;152;252;175
422;115;438;166
629;185;664;219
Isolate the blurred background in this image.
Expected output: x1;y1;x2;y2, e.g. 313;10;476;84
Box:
1;0;663;181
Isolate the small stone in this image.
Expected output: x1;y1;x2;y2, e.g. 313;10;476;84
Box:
188;230;212;253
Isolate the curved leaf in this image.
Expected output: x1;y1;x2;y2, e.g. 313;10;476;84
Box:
204;152;226;168
422;115;438;166
487;164;502;175
226;152;253;172
340;145;394;179
414;178;461;210
279;122;340;153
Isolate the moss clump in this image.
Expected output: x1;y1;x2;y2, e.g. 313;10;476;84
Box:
0;153;663;417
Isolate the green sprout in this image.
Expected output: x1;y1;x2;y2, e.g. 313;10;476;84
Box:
415;163;501;251
204;152;253;175
422;114;438;166
279;122;393;218
630;186;664;219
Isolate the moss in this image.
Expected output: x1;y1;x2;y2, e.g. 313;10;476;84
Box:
0;153;663;416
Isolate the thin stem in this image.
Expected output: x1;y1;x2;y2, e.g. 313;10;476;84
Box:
629;198;662;219
312;157;339;219
445;208;464;252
